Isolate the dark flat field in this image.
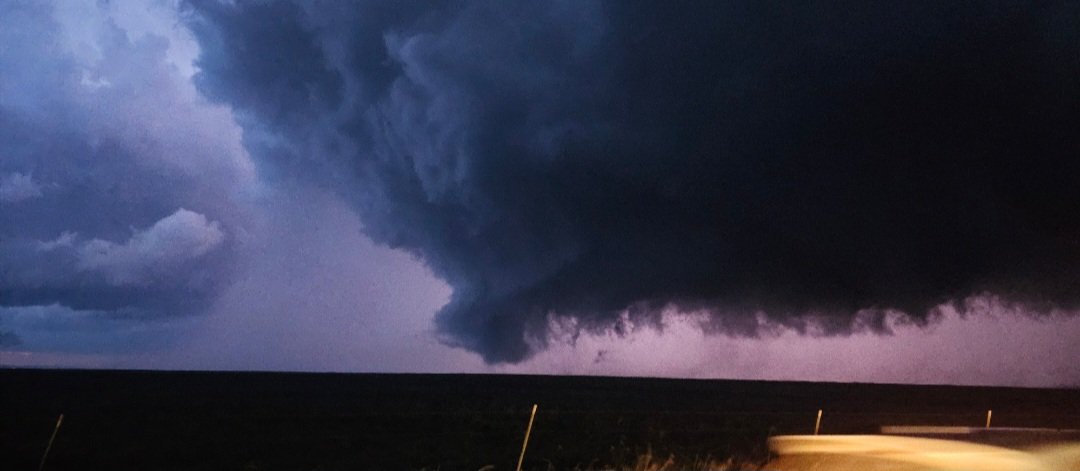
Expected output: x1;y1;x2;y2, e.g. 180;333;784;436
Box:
2;369;1078;470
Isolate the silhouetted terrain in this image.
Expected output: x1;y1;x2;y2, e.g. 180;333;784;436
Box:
2;369;1078;470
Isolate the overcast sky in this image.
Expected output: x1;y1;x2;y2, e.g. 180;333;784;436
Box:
2;0;1079;387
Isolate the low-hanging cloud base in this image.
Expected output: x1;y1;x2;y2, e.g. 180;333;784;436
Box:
3;1;1080;376
183;0;1080;363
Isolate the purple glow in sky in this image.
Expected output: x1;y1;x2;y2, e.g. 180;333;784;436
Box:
3;1;1080;387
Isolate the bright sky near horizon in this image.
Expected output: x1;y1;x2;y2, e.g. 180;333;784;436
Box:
3;0;1080;387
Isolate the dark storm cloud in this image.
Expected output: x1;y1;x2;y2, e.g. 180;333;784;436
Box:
0;329;20;347
186;0;1080;362
0;1;252;350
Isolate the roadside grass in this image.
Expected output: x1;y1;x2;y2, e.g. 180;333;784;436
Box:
522;447;762;471
613;448;754;471
424;448;761;471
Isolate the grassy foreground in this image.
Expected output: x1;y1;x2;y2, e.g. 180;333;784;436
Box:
2;370;1078;470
